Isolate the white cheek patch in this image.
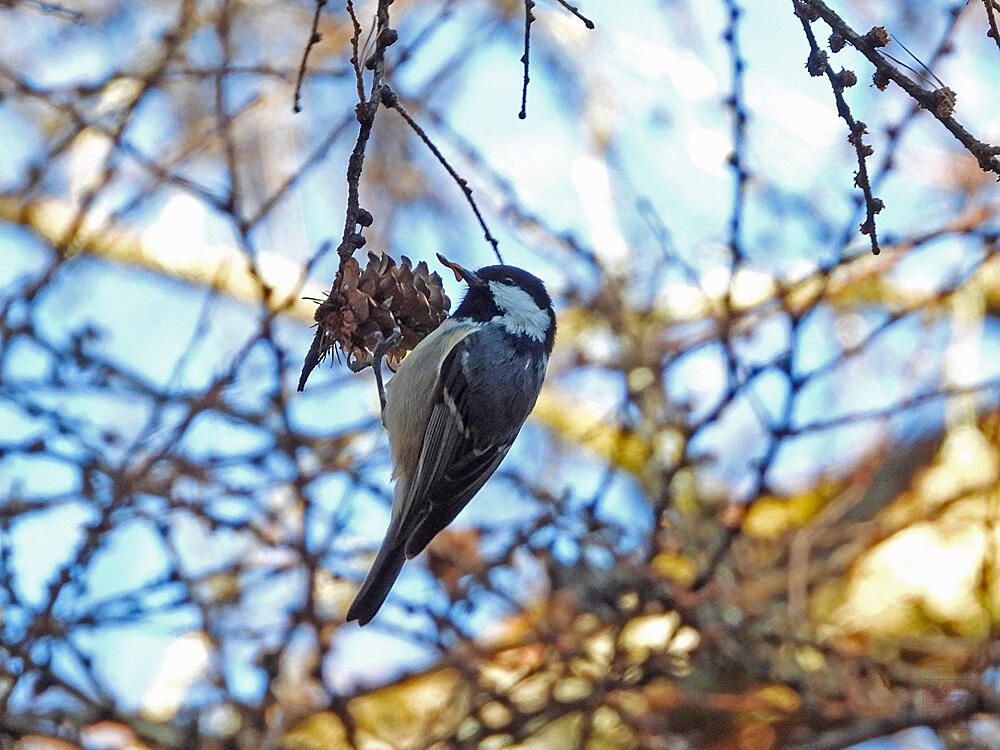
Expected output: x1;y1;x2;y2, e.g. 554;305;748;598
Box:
488;281;551;341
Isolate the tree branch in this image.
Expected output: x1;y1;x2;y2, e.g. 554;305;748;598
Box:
801;0;1000;176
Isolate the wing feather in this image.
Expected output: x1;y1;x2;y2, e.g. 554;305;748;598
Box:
389;335;514;559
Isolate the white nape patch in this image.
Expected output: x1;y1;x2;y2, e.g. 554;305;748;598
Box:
489;281;550;341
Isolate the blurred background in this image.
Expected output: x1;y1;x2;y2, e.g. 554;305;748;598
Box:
2;0;1000;748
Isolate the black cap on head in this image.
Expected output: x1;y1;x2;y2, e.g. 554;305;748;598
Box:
473;265;552;312
442;257;555;352
438;255;551;313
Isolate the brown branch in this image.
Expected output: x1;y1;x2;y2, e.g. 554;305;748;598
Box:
553;0;594;29
785;689;1000;750
293;0;328;113
520;0;535;120
519;0;593;119
328;0;395;265
345;0;366;103
722;0;750;262
985;0;1000;55
801;0;1000;176
796;6;883;254
299;0;396;388
215;0;239;213
386;90;504;264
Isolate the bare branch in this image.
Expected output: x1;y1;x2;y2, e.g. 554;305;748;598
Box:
801;0;1000;176
796;4;884;254
388;91;504;264
293;0;328;113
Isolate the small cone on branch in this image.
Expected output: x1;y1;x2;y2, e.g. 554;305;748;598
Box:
298;252;450;390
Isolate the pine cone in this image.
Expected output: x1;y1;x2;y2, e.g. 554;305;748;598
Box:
297;253;450;390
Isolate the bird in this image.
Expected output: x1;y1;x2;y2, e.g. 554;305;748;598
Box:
345;255;555;625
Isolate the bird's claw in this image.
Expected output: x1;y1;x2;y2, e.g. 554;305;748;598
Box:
347;355;372;373
347;329;400;372
372;329;402;361
354;329;401;416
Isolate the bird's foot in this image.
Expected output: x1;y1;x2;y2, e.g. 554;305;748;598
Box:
349;329;401;415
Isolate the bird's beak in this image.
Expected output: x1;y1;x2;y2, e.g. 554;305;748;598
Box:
436;253;485;289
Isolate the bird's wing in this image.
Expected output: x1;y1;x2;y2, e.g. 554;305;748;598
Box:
396;336;512;558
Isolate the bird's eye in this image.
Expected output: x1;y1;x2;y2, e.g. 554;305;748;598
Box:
502;275;514;284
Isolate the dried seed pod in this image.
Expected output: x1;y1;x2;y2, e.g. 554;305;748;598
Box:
863;26;890;48
793;1;818;22
806;49;827;77
929;86;956;118
298;253;451;390
835;68;857;90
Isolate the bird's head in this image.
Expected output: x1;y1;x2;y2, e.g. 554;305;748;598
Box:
438;254;555;354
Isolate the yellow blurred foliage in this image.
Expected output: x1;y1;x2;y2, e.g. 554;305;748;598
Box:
284;669;466;750
281;609;701;749
282;711;349;750
651;551;697;585
532;391;651;476
829;421;1000;638
741;484;836;540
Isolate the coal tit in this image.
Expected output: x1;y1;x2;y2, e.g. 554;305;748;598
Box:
345;257;555;625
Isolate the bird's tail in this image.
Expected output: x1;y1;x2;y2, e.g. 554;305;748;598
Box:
345;541;406;626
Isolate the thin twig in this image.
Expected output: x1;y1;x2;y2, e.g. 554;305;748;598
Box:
335;108;375;263
421;99;599;265
293;0;328;113
886;36;948;89
796;5;883;254
345;0;366;104
333;0;393;263
986;0;1000;54
833;1;966;253
216;0;239;214
10;0;82;21
722;0;749;262
520;0;535;120
388;92;504;264
553;0;594;28
690;2;773;592
518;0;593;119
